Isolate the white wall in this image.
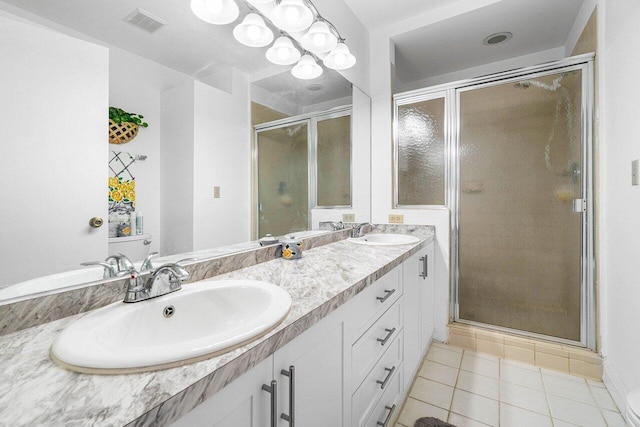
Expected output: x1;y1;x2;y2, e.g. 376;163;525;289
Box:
600;0;640;412
109;48;190;256
193;73;251;249
160;81;195;255
0;14;109;286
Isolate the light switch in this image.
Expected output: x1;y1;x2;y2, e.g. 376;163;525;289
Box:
214;186;221;198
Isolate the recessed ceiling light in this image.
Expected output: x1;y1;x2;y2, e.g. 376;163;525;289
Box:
307;84;324;91
483;32;513;46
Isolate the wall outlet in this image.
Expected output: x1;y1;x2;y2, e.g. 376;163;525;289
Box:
388;214;404;224
213;186;221;198
633;160;639;186
342;213;355;222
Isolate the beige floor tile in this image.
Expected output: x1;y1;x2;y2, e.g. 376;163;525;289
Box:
409;377;454;410
431;342;464;353
456;370;499;400
450;389;499;426
500;361;544;391
601;409;629;427
427;346;463;369
397;397;449;427
460;353;499;379
552;419;582;427
547;394;607;427
500;403;553;427
500;381;550;415
463;350;500;362
447;412;491;426
543;372;595;405
587;379;606;389
418;360;459;387
589;384;619;411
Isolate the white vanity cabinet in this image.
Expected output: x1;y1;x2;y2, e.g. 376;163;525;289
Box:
172;239;435;427
402;243;436;388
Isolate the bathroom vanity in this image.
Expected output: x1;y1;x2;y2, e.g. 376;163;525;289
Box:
0;227;434;426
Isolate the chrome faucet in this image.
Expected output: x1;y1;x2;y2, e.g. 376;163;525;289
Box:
124;263;190;303
328;221;345;231
80;261;117;279
140;252;159;271
351;222;373;238
105;253;136;275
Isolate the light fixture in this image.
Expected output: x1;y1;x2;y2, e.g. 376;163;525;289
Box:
246;0;274;4
270;0;314;33
266;36;301;65
483;32;513;46
323;42;356;70
300;21;337;53
233;13;274;47
191;0;239;25
291;54;323;79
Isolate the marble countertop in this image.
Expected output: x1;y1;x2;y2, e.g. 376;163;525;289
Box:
0;228;434;427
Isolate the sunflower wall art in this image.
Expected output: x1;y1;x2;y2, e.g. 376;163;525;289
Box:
108;151;137;236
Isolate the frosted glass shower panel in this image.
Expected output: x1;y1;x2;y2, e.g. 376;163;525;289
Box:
317;114;351;207
257;122;309;237
457;70;584;341
396;96;446;206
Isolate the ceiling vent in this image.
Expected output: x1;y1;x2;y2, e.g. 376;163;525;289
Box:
124;9;166;33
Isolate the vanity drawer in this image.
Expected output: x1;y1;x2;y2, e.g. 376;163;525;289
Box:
363;362;403;427
352;266;402;338
352;300;402;389
352;331;403;427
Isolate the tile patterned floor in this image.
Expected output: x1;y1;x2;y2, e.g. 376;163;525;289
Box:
396;342;628;427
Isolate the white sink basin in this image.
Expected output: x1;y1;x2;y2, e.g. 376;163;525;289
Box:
347;233;420;246
51;279;291;374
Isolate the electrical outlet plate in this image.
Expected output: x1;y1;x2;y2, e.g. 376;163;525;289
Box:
633;160;639;186
213;186;221;198
388;214;404;224
342;213;355;222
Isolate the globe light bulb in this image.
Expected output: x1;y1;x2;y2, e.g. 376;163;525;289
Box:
284;6;300;24
302;64;313;75
335;52;346;66
277;47;289;60
312;32;327;47
247;25;261;41
207;0;224;14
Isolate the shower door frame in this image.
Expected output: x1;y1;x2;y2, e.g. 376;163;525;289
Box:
448;54;596;349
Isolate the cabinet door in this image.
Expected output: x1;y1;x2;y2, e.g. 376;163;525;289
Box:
170;356;272;427
419;242;435;355
403;250;424;388
273;307;345;427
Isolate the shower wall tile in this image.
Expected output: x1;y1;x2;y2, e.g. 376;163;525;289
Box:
476;339;504;358
504;345;535;365
570;360;603;379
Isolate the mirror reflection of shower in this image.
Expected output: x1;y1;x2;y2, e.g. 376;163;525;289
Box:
514;71;581;200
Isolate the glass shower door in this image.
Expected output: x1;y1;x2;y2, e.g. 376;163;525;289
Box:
256;121;309;237
457;69;585;342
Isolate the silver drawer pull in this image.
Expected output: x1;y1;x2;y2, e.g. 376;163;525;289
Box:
376;289;396;303
376;366;396;389
262;380;278;427
280;366;295;426
376;328;396;346
419;256;428;279
377;404;396;427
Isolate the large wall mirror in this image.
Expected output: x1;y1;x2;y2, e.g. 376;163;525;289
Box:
0;0;371;303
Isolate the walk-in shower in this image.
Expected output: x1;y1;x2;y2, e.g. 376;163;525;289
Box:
393;55;595;348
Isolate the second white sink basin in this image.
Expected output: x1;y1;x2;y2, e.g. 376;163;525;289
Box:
347;233;420;246
51;279;291;374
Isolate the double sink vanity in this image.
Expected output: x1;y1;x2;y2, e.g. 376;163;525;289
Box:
0;225;435;426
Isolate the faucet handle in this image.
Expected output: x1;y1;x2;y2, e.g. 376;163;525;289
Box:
105;253;136;275
176;257;198;266
140;252;159;271
81;261;116;279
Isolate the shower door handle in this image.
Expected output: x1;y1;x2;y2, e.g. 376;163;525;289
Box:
572;199;586;213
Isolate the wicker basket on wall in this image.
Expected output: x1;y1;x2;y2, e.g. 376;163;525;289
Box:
108;119;139;145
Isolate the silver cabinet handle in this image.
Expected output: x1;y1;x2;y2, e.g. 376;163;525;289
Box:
376;366;396;389
376;289;396;303
377;328;396;346
262;380;278;427
377;404;396;426
419;256;428;279
280;366;295;426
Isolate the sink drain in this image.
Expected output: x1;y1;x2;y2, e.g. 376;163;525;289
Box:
163;305;175;318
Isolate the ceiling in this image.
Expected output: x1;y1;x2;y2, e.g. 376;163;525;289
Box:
342;0;452;31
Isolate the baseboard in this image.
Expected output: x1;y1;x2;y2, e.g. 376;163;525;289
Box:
603;360;629;422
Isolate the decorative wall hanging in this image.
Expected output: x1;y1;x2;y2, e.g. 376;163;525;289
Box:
108;106;149;145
